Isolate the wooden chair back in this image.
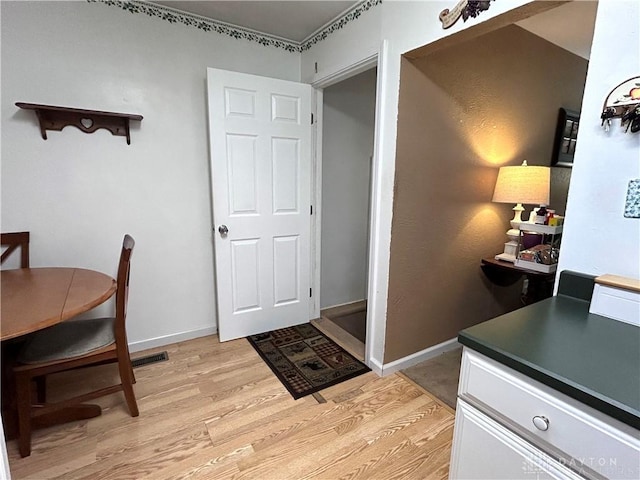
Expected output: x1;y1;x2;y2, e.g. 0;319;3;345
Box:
1;231;30;268
114;234;135;354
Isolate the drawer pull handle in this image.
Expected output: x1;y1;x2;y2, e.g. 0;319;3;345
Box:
532;415;550;431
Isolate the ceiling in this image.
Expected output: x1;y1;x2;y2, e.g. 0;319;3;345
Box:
150;1;358;42
149;1;597;57
516;1;598;59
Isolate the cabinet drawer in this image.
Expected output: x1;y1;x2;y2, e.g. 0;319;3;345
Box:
450;399;583;480
459;349;640;479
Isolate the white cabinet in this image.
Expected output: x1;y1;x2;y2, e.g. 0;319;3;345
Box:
589;274;640;327
449;349;640;479
450;399;583;480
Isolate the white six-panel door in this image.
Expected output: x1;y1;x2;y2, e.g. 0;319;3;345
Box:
207;68;312;341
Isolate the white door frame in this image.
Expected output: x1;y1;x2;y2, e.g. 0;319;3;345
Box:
310;41;389;372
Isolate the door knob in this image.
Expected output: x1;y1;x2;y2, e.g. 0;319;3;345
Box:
218;225;228;236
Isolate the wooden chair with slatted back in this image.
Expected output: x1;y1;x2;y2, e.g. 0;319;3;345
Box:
1;231;31;443
13;234;139;457
1;231;30;268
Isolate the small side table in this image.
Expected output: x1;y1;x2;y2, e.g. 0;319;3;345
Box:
481;257;556;304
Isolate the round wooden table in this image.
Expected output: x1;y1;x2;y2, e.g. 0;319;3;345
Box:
1;267;116;341
1;267;117;438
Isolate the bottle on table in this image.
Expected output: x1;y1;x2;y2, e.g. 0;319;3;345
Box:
535;205;548;225
545;209;555;225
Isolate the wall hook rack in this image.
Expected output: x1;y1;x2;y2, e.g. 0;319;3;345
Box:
16;102;143;144
600;76;640;133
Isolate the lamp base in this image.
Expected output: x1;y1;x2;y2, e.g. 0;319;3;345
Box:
494;237;519;263
509;204;525;230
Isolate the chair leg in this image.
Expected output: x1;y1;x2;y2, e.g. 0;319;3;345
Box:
117;358;138;417
15;372;33;457
128;353;136;385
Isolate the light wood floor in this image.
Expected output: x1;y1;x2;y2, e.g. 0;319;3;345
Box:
6;335;455;479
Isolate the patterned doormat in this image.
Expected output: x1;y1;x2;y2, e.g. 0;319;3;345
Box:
247;323;370;399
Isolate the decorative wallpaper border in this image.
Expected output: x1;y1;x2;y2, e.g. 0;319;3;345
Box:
300;0;382;52
88;0;382;53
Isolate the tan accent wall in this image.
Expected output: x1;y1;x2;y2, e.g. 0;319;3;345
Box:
385;25;588;363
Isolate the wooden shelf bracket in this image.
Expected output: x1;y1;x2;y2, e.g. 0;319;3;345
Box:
16;103;143;145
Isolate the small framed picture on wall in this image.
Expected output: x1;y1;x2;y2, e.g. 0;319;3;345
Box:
551;108;580;167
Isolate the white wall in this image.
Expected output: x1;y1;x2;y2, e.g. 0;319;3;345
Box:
0;418;9;480
0;1;299;350
557;0;640;280
320;68;376;309
301;2;381;86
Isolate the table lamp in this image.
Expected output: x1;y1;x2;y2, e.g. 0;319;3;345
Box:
492;160;550;262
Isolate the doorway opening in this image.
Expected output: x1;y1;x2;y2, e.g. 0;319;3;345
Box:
311;66;377;362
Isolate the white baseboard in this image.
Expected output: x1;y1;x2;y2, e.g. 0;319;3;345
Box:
320;299;367;312
129;326;218;353
368;356;384;376
378;337;460;376
128;328;458;380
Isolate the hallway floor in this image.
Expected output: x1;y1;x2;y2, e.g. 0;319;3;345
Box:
400;347;462;409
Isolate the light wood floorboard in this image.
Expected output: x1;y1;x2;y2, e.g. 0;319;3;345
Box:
6;334;454;479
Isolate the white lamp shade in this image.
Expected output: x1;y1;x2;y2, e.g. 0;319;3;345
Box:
492;162;550;205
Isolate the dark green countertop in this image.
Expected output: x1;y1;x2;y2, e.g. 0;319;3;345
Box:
459;294;640;429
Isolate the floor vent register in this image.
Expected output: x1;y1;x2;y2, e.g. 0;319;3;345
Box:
131;351;169;368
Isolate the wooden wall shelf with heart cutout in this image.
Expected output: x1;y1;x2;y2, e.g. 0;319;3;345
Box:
16;103;143;145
